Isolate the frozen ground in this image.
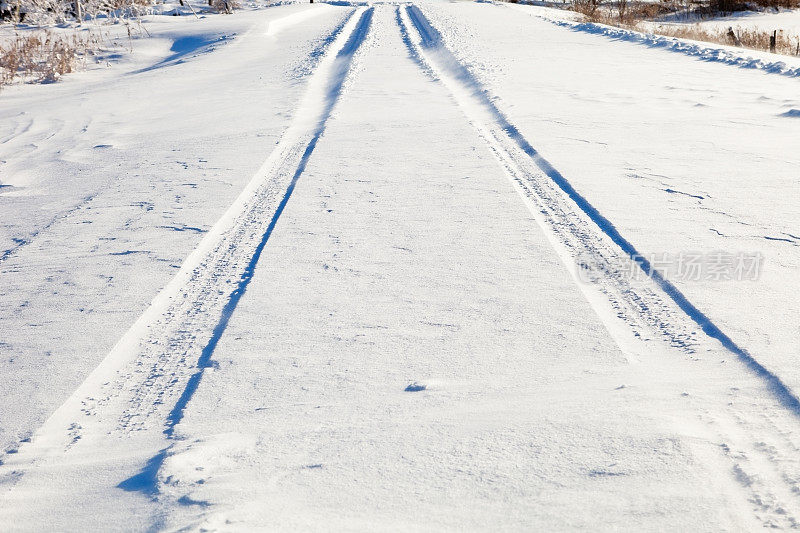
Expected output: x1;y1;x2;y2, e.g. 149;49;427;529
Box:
0;0;799;530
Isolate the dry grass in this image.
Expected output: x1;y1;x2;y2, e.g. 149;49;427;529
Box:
652;23;800;55
0;30;100;86
1;0;156;25
0;0;241;88
574;1;800;56
572;0;602;17
574;0;671;24
208;0;241;14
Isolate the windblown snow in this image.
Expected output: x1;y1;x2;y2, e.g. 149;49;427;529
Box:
0;1;799;530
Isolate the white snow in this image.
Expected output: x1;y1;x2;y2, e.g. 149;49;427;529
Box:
1;0;799;530
673;7;800;36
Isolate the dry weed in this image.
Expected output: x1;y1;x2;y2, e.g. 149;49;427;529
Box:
651;23;800;55
209;0;240;14
571;0;800;56
0;30;98;87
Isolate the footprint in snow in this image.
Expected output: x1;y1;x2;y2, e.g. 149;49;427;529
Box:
405;382;427;392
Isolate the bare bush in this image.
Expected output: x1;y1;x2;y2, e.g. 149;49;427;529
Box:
709;0;746;14
627;1;666;20
572;0;601;17
575;0;658;24
209;0;240;14
1;0;244;24
617;0;627;22
0;0;154;25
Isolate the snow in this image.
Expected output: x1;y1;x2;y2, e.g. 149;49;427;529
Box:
675;7;800;37
0;0;352;459
509;3;800;75
428;0;800;389
1;0;799;530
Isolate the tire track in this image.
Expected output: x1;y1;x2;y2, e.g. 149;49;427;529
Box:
398;2;800;415
397;5;800;527
528;9;800;80
165;7;375;436
0;5;373;501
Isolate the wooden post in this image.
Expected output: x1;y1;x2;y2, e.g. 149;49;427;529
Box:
769;30;776;53
75;0;82;23
727;27;741;47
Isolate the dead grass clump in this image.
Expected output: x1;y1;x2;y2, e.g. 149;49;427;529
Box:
209;0;240;14
0;30;97;86
627;1;669;20
572;0;602;17
575;0;680;24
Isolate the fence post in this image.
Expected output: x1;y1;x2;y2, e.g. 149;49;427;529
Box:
770;30;776;53
727;27;741;47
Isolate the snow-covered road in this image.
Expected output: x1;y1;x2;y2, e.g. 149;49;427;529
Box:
1;1;799;530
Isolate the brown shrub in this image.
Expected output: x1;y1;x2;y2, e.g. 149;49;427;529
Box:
209;0;240;14
0;30;97;86
572;0;602;17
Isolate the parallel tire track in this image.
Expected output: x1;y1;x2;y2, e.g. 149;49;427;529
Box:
0;5;374;493
398;2;800;414
397;5;800;527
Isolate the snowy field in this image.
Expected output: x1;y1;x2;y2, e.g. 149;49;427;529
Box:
513;3;800;74
0;0;799;530
671;7;800;36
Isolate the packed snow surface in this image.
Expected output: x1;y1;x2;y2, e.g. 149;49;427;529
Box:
0;1;799;530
